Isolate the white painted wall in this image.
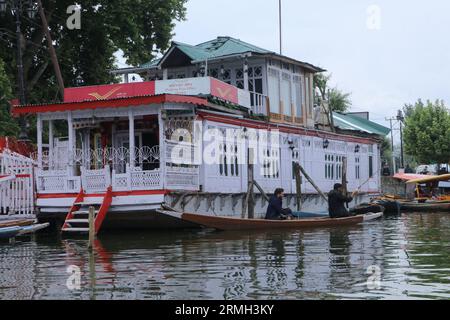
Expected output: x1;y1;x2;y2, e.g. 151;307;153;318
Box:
200;120;381;196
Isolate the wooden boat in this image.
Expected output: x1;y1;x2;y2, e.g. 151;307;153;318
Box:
371;199;401;215
0;219;35;228
157;210;384;231
405;174;450;185
399;200;450;212
0;226;22;240
351;203;385;215
18;223;50;236
292;211;328;218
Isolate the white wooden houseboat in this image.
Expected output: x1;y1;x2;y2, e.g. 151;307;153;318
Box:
12;37;388;232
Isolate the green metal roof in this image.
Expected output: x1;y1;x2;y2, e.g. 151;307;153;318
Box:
171;41;210;61
195;37;272;59
333;112;391;137
140;57;162;69
138;36;322;71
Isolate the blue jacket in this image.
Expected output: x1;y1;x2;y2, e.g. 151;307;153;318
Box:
265;195;284;220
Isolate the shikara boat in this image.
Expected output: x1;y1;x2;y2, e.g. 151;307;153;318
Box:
370;198;401;215
399;200;450;213
292;211;328;218
18;223;50;236
0;219;35;228
0;226;22;240
0;222;50;240
157;210;384;231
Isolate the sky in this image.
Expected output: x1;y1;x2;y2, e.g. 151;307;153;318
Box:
166;0;450;128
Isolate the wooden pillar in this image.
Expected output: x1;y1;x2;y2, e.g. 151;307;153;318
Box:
111;122;116;150
128;110;135;167
244;59;249;92
48;120;54;169
247;148;255;219
37;114;43;169
67;112;74;172
158;108;166;189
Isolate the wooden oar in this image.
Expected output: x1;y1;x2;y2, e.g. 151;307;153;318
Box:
356;178;371;192
298;164;328;202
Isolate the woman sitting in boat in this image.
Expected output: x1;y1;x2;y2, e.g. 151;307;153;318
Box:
328;184;358;218
265;188;293;220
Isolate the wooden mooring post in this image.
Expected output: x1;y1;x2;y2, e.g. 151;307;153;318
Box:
298;164;328;202
342;157;348;193
293;163;303;212
88;206;95;250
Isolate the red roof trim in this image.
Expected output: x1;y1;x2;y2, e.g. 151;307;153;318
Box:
12;94;208;116
197;112;377;144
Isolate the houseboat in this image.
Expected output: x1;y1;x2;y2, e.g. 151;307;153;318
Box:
11;36;389;232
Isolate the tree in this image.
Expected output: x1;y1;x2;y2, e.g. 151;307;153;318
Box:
0;58;20;137
314;73;352;112
328;88;352;113
0;0;187;135
380;137;392;166
403;99;450;164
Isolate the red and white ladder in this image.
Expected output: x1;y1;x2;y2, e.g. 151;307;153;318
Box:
62;187;113;235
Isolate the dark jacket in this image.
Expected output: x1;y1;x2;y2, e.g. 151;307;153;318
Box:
328;190;353;218
265;195;284;220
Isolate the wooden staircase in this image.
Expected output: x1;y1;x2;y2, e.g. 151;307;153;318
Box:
62;187;113;235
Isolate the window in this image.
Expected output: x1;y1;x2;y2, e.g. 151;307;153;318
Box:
218;142;240;177
336;155;343;180
303;74;314;116
209;68;219;79
293;76;303;118
262;147;280;179
248;66;263;107
369;156;374;178
281;73;292;116
355;157;361;180
268;68;280;114
235;68;244;89
325;154;335;180
222;69;231;84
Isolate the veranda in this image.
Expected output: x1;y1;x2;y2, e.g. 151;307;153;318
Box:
33;96;201;195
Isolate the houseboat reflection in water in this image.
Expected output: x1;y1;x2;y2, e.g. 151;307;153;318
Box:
1;214;450;299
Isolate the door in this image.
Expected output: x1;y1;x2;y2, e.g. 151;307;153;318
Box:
116;133;142;171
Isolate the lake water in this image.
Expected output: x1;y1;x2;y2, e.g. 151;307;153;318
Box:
1;213;450;300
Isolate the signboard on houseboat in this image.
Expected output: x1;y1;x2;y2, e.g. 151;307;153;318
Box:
64;81;156;103
64;77;251;108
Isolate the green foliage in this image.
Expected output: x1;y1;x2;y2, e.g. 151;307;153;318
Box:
380;137;392;165
0;0;187;137
403;99;450;164
329;88;352;113
313;73;352;112
0;58;20;137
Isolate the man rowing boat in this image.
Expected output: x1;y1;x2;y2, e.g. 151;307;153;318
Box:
265;188;293;220
328;183;358;218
